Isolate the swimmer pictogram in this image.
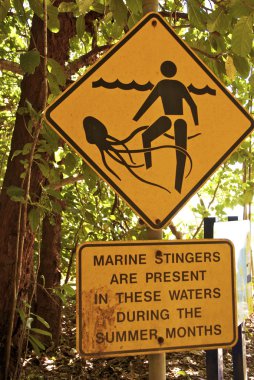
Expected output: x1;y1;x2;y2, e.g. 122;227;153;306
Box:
87;60;216;193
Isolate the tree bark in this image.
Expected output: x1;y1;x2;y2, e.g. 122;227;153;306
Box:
142;0;159;14
34;206;62;345
0;10;75;379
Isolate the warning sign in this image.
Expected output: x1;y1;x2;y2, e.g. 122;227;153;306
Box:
77;240;237;357
44;13;254;229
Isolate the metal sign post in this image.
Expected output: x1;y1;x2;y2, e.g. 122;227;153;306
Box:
146;227;166;380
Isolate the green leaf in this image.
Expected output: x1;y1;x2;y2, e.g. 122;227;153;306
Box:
28;208;41;233
91;2;105;13
76;15;85;38
126;0;142;15
85;210;94;224
233;55;250;78
22;142;32;155
207;8;231;34
20;49;40;74
29;335;46;352
232;17;253;57
37;161;50;178
225;56;236;81
187;0;206;30
249;73;254;89
58;1;77;12
46;188;62;200
229;0;252;18
17;308;26;323
33;314;50;329
13;0;26;24
47;58;66;87
64;152;77;174
28;0;43;18
0;0;10;22
76;0;93;15
30;327;52;337
47;72;61;96
47;5;60;33
6;186;25;202
61;283;76;296
108;0;128;28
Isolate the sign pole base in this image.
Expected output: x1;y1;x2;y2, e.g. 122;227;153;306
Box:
149;353;166;380
147;226;166;380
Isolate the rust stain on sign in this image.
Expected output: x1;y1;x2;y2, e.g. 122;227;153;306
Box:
81;287;120;354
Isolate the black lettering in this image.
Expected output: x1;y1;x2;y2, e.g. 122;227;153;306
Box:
127;330;138;341
110;272;137;285
214;324;222;335
203;288;211;298
94;293;108;304
213;288;221;298
195;252;203;262
96;332;104;344
185;252;194;263
94;255;104;266
172;271;181;281
166;327;176;338
204;251;212;262
213;251;220;262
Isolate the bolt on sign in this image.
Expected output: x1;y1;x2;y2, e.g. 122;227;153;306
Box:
44;13;254;230
76;240;237;357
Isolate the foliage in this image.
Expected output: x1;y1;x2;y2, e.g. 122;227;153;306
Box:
0;0;253;373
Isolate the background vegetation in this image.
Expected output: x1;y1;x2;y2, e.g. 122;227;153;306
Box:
0;0;253;378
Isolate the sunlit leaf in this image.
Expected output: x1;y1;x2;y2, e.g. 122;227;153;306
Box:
76;0;93;15
47;58;66;87
58;1;77;12
47;5;60;33
225;56;236;81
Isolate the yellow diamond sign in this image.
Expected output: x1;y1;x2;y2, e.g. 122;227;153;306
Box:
44;13;254;229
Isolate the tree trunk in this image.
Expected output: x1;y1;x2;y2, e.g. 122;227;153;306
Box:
142;0;159;14
0;10;75;379
34;206;62;345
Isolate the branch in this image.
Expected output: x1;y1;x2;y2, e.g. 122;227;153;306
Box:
66;44;113;77
48;174;85;190
159;10;189;21
168;221;183;239
0;59;23;75
192;47;225;59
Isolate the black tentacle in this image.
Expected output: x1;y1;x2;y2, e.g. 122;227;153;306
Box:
100;150;121;180
112;150;171;194
116;144;193;178
107;136;135;164
107;148;144;168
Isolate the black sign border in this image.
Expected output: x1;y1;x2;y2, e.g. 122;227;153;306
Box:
45;13;254;230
